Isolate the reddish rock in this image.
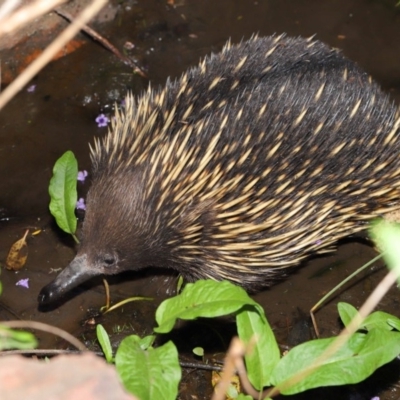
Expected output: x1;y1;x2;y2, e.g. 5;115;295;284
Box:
0;353;137;400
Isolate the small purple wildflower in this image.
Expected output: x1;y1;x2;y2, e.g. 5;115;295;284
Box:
27;84;36;93
77;170;88;182
76;198;86;211
16;278;29;288
371;397;380;400
314;240;322;245
95;113;110;127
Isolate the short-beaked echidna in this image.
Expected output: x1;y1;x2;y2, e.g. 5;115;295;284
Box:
39;34;400;305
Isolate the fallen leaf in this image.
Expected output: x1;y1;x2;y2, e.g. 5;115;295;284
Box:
212;370;241;400
6;230;29;271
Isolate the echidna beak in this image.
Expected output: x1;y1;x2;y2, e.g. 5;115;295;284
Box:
38;254;94;306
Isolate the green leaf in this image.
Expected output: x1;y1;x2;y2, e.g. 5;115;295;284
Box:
237;395;257;400
192;347;204;357
138;335;156;350
0;325;38;350
115;335;181;400
96;324;113;363
154;280;264;334
339;302;400;332
271;328;400;395
363;311;400;331
337;302;358;327
49;151;78;235
387;316;400;332
236;308;280;389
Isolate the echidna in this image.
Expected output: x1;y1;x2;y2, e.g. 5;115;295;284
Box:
39;34;400;305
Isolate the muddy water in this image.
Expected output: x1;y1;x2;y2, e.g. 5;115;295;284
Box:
1;0;400;399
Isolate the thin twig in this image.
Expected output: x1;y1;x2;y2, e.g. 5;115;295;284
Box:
180;361;223;372
55;9;147;77
0;348;99;357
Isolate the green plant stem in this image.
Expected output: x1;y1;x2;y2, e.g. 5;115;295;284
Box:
72;234;79;244
311;253;383;335
314;253;383;311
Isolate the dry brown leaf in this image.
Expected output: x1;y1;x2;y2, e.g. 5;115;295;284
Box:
6;229;29;271
212;370;241;400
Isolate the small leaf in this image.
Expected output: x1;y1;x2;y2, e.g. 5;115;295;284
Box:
96;324;113;363
6;230;29;271
338;302;358;327
193;347;204;357
49;151;78;235
115;336;181;400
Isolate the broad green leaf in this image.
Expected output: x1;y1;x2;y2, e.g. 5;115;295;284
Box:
363;311;400;331
339;302;400;332
271;328;400;395
96;324;113;363
115;335;180;400
155;280;263;334
236;308;280;389
0;325;37;350
49;151;78;235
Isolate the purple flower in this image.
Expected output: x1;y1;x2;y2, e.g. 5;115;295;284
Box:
76;198;86;211
95;113;110;127
314;240;322;245
27;84;36;93
16;278;29;288
77;170;88;182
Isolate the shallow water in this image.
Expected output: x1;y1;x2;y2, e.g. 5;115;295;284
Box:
1;0;400;398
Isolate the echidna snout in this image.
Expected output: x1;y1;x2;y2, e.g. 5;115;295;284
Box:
39;34;400;305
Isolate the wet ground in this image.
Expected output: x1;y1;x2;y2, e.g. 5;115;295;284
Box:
1;0;400;399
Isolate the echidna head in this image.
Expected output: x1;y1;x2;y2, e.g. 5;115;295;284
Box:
39;169;168;305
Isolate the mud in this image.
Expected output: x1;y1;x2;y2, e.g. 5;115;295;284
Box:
1;1;400;399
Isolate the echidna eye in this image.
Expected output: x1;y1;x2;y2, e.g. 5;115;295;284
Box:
103;256;116;266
